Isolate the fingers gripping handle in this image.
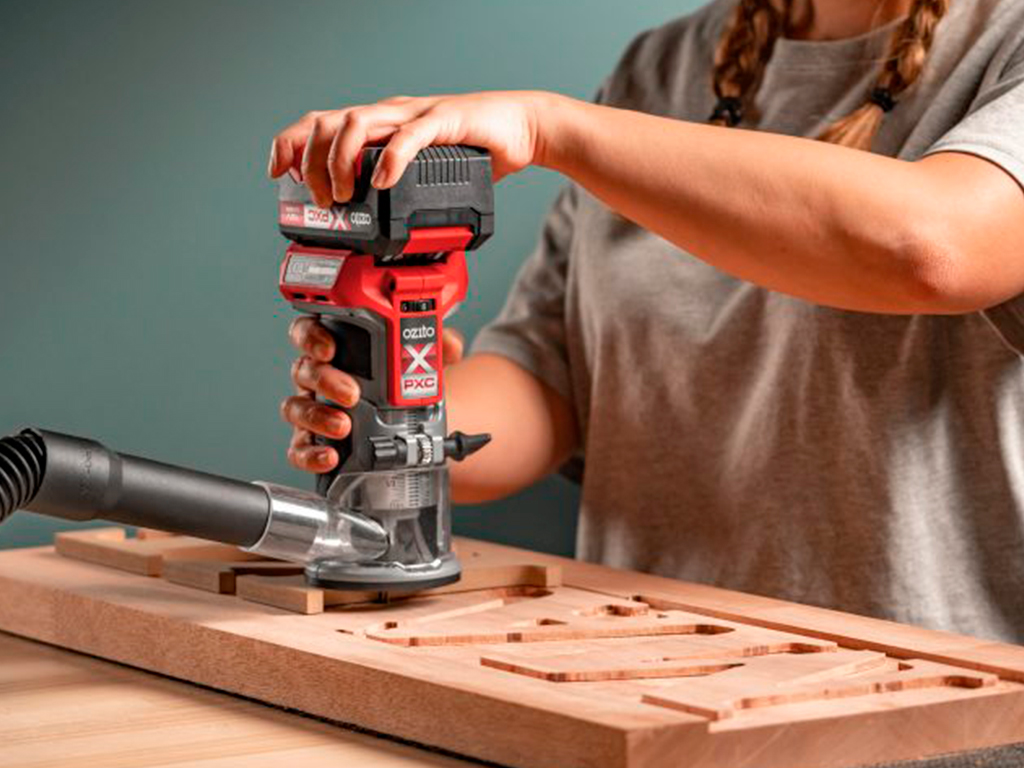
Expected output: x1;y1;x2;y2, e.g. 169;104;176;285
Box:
313;315;373;495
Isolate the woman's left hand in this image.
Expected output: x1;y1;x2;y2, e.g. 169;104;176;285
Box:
267;91;555;208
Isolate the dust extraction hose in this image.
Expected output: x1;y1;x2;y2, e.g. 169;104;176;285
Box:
0;428;270;547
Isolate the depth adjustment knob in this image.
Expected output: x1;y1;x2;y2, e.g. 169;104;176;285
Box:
369;431;492;469
369;436;405;469
368;433;438;469
414;434;434;465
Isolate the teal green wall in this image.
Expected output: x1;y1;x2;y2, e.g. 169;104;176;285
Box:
0;0;702;554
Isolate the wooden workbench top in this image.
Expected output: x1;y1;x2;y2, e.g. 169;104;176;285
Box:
0;632;477;768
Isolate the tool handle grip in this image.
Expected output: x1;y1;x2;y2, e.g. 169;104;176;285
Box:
313;315;367;496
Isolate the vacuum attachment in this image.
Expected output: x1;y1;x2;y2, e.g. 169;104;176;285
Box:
0;428;390;577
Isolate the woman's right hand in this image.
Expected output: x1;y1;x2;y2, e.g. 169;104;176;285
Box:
282;316;465;473
267;91;558;209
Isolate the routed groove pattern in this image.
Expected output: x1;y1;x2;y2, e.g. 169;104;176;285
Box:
0;429;45;523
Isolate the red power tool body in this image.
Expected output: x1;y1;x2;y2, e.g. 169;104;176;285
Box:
275;145;494;591
278;236;469;409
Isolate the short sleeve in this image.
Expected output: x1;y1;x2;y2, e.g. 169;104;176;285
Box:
470;183;579;404
925;47;1024;354
925;60;1024;189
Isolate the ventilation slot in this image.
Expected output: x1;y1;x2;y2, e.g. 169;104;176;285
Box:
415;146;470;187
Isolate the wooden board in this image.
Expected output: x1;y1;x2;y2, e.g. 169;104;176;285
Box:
1;530;1024;768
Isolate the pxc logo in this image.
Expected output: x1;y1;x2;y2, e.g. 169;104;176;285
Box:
304;205;347;231
402;374;438;395
399;317;439;398
401;352;438;397
303;205;374;231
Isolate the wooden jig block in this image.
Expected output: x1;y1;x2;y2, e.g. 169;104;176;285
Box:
162;559;305;594
55;527;258;577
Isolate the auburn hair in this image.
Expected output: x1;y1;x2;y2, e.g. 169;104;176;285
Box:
710;0;950;150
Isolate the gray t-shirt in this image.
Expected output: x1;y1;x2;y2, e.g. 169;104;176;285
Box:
473;0;1024;642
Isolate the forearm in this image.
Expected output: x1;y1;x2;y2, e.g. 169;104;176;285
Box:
444;352;578;504
537;95;1019;314
273;90;1024;315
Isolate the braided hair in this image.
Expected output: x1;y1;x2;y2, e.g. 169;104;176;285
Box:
710;0;789;128
709;0;951;150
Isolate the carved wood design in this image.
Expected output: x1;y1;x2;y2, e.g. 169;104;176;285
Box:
641;654;996;720
479;617;841;681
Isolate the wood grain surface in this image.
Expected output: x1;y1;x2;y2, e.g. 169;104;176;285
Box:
0;632;477;768
2;531;1024;768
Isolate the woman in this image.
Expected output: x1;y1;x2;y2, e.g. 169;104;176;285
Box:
268;0;1024;642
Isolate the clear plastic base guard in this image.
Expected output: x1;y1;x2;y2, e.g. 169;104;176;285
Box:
246;468;462;592
311;466;461;590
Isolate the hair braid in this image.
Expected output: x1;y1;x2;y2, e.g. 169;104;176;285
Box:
710;0;951;150
817;0;950;148
710;0;790;127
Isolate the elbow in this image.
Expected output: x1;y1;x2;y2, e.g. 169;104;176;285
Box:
887;219;979;314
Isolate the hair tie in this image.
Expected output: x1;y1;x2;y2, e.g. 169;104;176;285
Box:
710;96;744;127
868;87;897;113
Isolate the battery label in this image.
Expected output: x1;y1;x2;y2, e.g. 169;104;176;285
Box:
399;316;439;399
283;254;343;288
278;201;373;233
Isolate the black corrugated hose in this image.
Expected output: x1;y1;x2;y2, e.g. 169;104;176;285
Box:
0;429;45;524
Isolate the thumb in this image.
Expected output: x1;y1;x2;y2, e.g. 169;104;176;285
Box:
442;327;465;366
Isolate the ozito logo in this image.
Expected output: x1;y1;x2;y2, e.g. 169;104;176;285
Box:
399;316;439;399
349;211;372;228
402;325;436;341
400;316;438;347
